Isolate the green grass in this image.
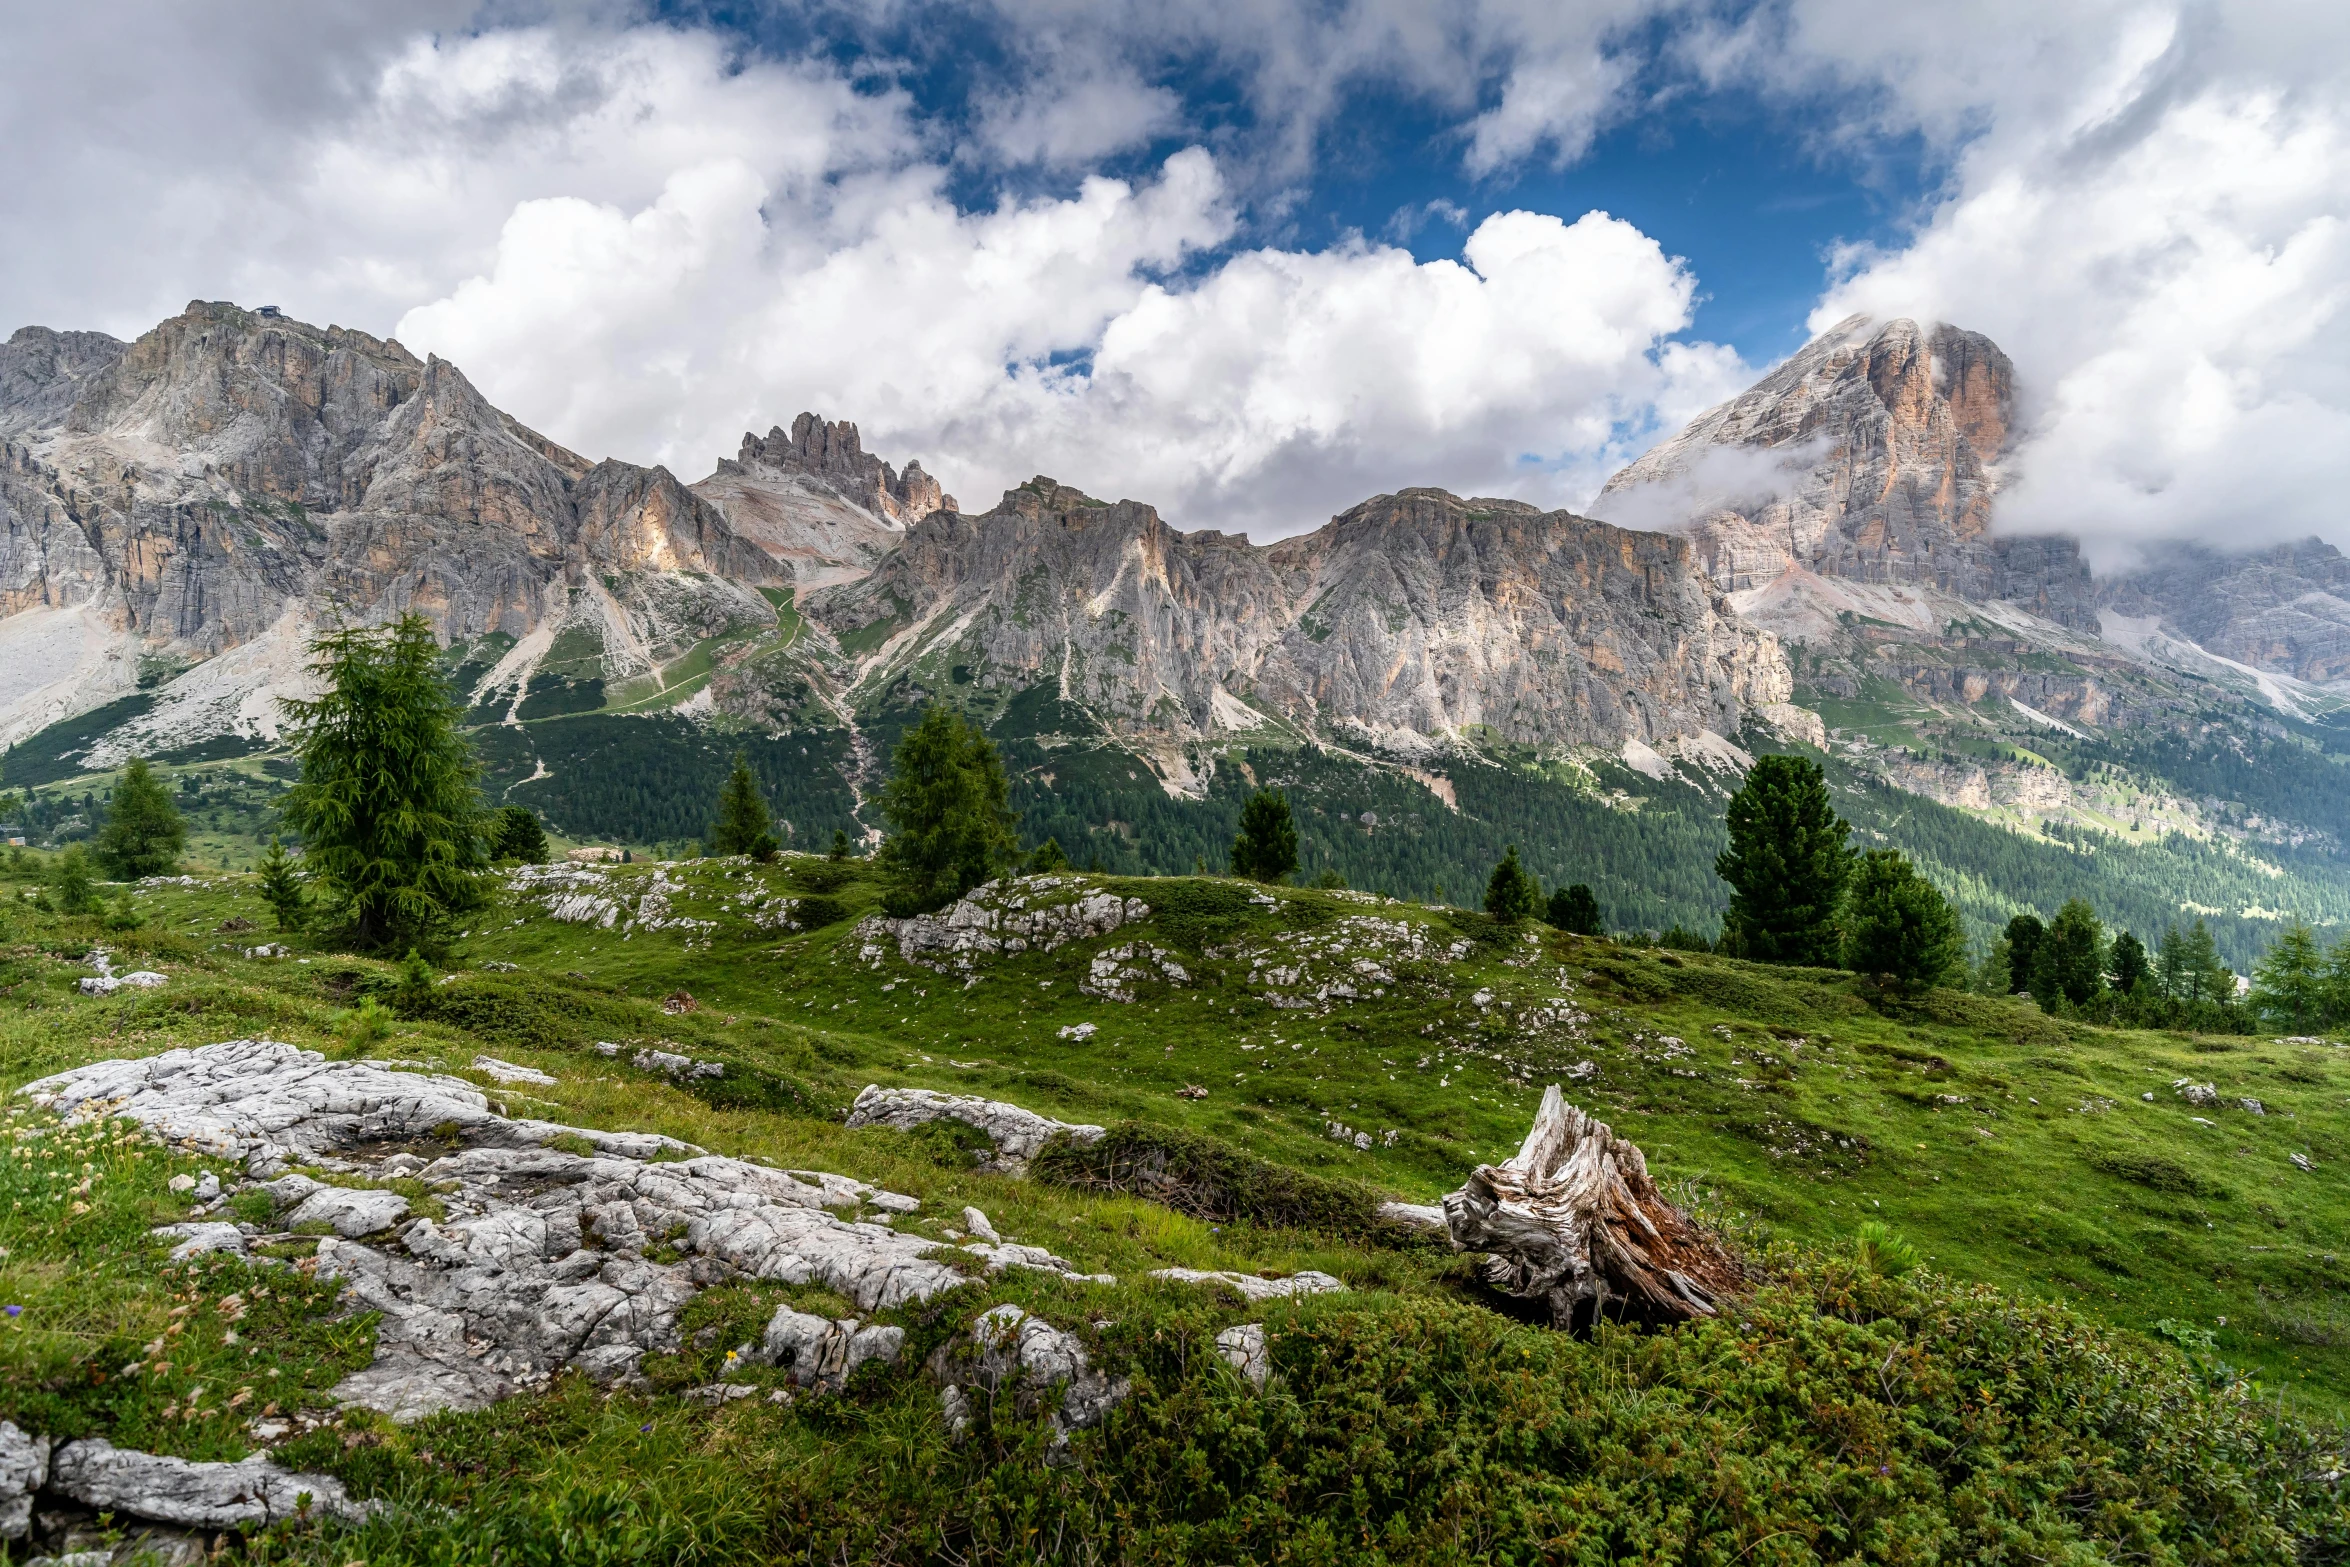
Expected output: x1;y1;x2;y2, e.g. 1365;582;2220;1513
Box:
0;851;2344;1560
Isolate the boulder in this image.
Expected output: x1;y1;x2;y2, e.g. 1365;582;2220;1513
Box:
845;1084;1103;1173
1147;1268;1347;1301
47;1438;364;1528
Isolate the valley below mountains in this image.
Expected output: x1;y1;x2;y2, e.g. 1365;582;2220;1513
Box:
7;300;2350;962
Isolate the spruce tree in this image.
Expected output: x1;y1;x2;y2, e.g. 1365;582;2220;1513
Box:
1546;882;1603;936
2031;898;2105;1011
257;836;309;933
707;755;778;860
94;758;186;879
1027;836;1071;872
279;614;489;954
490;805;548;864
2002;914;2045;995
1716;755;1850;965
1483;846;1539;923
829;828;853;862
1840;849;1966;995
2178;919;2233;1003
876;706;1020;915
2251;923;2327;1032
1229;789;1299;884
2109;930;2150;995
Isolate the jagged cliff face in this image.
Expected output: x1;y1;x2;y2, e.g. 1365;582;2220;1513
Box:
806;480;1790;753
2104;538;2350;686
0;301;776;753
1598;314;2094;628
691;413;955;588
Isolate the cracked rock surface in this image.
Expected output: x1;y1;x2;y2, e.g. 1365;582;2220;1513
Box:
929;1305;1128;1458
0;1421;51;1539
47;1437;364;1529
856;878;1150;976
846;1084;1104;1173
20;1041;966;1421
755;1306;905;1392
1148;1268;1348;1301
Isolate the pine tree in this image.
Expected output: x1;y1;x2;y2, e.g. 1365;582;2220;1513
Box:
708;754;779;860
94;757;186;879
829;828;853;862
2031;898;2105;1011
876;706;1020;915
257;836;309;933
1716;755;1851;965
1546;882;1603;936
2109;930;2150;995
1230;790;1299;884
279;614;489;954
2178;919;2233;1003
2002;914;2045;995
490;805;548;864
1483;846;1539;923
2250;923;2327;1032
1840;849;1966;995
1027;836;1071;872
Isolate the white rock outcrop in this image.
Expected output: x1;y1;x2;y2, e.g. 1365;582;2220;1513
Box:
856;879;1149;976
756;1306;905;1393
0;1421;51;1539
844;1084;1104;1173
19;1042;959;1422
47;1437;364;1528
1147;1268;1348;1301
1214;1323;1271;1390
930;1304;1128;1458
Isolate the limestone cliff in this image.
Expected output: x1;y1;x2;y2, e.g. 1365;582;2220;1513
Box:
1596;314;2094;628
691;414;955;587
806;480;1789;753
0;301;775;753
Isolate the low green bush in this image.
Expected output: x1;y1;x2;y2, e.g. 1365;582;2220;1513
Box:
1033;1120;1379;1234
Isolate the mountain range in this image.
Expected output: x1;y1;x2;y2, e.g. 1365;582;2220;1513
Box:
6;299;2350;959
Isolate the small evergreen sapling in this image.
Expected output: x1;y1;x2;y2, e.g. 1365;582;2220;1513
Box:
708;754;779;861
1547;882;1603;936
94;757;185;880
1229;790;1299;884
1027;836;1071;873
829;828;852;862
51;847;99;915
258;836;309;932
1483;846;1539;923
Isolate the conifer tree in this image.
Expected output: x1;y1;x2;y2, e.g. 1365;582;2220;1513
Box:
490;805;548;864
2031;898;2105;1011
829;828;853;862
279;614;489;954
2002;914;2045;995
257;836;309;933
876;705;1020;914
2109;930;2150;995
2251;923;2327;1032
94;757;186;879
1716;755;1850;965
1840;849;1966;995
2155;921;2188;999
1027;836;1070;872
707;755;779;860
1483;845;1539;923
1229;789;1299;884
51;846;99;915
1546;882;1603;936
2175;919;2233;1003
2324;933;2350;1030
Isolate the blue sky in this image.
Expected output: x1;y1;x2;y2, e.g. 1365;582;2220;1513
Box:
3;1;2344;551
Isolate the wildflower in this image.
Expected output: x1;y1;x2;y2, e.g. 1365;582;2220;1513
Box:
3;1305;19;1318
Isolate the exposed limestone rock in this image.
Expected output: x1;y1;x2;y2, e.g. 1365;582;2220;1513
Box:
1214;1324;1271;1390
0;1421;51;1539
19;1042;959;1421
1597;314;2095;629
2105;536;2350;684
810;480;1791;753
929;1304;1128;1457
855;877;1150;976
47;1437;365;1528
756;1306;906;1392
844;1084;1104;1174
1147;1268;1348;1301
693;413;954;586
1443;1085;1743;1327
148;1222;247;1261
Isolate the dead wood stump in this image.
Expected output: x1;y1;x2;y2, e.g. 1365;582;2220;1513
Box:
1442;1084;1744;1327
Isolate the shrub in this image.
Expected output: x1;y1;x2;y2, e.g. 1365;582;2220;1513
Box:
1033;1120;1379;1234
94;757;185;879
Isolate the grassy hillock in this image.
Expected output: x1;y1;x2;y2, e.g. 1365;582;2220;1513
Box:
1;850;2345;1562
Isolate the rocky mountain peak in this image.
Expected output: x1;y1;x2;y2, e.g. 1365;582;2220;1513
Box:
730;411;954;526
1596;313;2093;627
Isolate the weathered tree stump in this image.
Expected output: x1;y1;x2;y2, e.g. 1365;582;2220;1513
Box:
1443;1085;1744;1327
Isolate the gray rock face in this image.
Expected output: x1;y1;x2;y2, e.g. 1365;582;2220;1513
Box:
20;1041;959;1421
692;412;954;587
46;1438;363;1528
2104;537;2350;684
854;877;1151;977
809;479;1791;754
0;301;777;754
0;1421;51;1539
757;1305;905;1392
1147;1268;1348;1301
1214;1324;1271;1390
930;1304;1128;1455
845;1084;1104;1172
1597;314;2096;629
